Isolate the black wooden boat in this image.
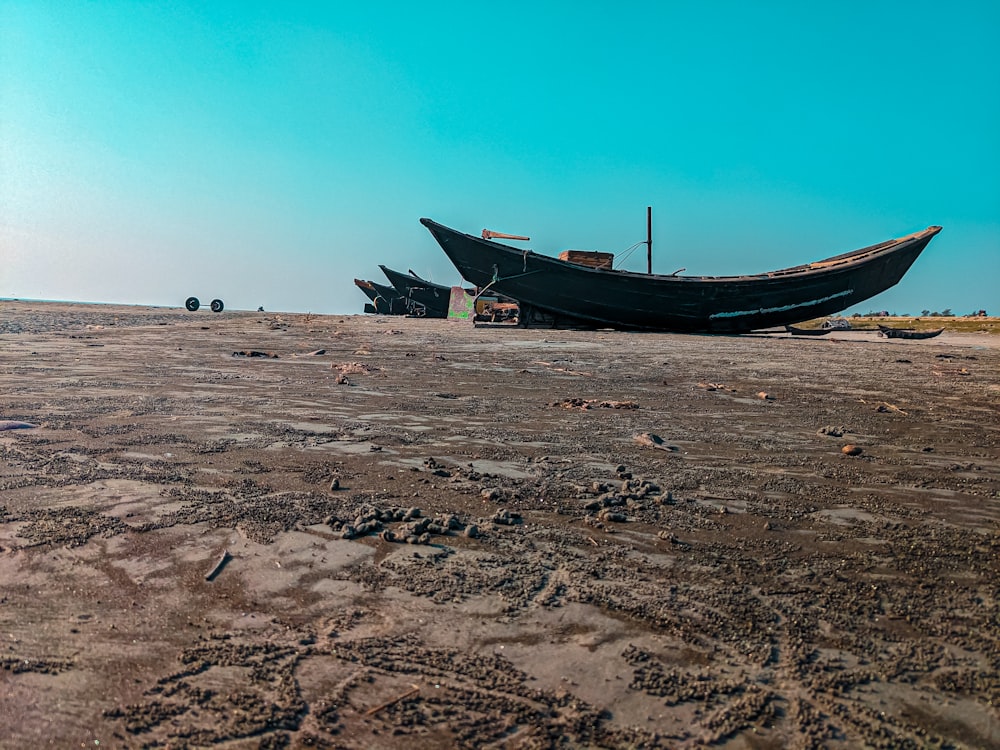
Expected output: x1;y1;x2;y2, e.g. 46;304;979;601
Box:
379;265;451;318
877;325;944;339
370;280;415;314
785;325;832;336
353;278;411;315
420;218;942;333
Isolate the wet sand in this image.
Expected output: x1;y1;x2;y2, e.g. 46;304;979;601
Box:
1;301;998;748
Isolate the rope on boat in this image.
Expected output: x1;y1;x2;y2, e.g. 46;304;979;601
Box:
490;269;543;284
472;261;542;307
614;240;650;269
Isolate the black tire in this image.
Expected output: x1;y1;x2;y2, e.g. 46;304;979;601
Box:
185;296;200;312
210;299;224;313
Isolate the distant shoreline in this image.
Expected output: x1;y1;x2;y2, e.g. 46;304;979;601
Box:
0;297;344;316
1;297;174;309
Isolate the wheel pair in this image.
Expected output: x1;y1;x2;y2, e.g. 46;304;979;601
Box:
184;297;225;312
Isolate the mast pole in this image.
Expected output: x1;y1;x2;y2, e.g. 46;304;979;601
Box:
646;206;652;274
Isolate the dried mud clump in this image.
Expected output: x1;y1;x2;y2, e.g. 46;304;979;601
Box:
4;505;132;548
1;656;74;675
325;503;478;545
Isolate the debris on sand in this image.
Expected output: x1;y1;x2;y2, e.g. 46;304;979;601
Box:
492;508;522;526
232;350;278;358
932;365;971;377
552;398;639;410
756;391;774;400
633;432;680;452
657;530;690;548
696;382;736;392
598;508;627;523
842;444;864;456
817;425;847;437
532;360;593;376
333;361;382;386
333;362;381;374
875;402;908;415
0;420;38;430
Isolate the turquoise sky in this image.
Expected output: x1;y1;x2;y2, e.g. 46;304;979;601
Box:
2;1;998;316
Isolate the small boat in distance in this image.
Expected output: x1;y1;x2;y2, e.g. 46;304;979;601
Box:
420;218;942;333
353;278;412;315
354;278;384;306
785;325;832;336
877;325;945;340
379;265;451;318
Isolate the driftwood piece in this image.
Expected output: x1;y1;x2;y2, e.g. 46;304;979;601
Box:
0;420;38;430
365;685;420;716
205;550;233;581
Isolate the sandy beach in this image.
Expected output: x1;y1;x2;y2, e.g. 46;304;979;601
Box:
1;300;998;748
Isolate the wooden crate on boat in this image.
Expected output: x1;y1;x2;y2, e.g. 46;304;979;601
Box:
558;250;614;269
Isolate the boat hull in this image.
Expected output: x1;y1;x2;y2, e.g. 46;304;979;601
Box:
420;219;941;333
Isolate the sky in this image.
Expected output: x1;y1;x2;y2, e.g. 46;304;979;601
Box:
2;1;998;317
